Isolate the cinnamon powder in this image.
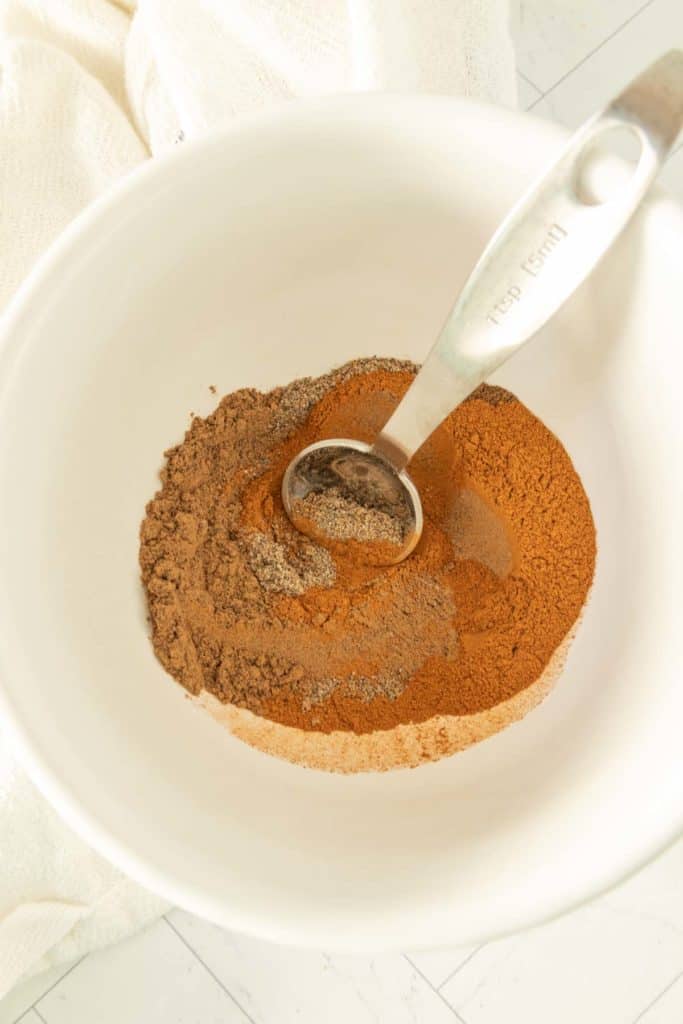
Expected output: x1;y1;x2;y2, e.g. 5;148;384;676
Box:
140;359;596;736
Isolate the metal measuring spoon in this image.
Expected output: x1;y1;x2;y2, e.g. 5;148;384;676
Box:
283;52;683;563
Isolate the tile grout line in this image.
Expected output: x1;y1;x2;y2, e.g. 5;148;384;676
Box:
527;0;660;108
402;954;468;1024
437;945;487;992
163;915;257;1024
517;67;543;97
22;956;87;1020
13;1013;36;1024
631;966;683;1023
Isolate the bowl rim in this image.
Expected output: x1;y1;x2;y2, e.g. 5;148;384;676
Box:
0;92;682;951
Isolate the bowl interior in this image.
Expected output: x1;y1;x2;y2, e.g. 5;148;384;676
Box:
0;96;681;949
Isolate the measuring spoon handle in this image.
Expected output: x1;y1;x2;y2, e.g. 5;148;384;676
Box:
373;50;683;471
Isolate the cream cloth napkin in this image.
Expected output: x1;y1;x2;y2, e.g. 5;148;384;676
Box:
0;0;516;998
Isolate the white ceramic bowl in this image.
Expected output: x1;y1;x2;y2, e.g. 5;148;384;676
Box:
0;96;681;952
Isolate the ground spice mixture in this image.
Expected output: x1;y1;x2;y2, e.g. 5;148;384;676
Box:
140;358;596;735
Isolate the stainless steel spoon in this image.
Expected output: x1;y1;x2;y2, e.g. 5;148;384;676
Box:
283;51;683;563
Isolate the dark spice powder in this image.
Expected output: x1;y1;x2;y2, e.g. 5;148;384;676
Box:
140;358;596;735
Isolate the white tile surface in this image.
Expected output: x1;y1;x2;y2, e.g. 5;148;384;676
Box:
166;910;461;1024
12;1012;42;1024
516;71;543;110
3;5;683;1024
513;0;655;91
0;963;79;1024
442;904;683;1024
440;842;683;1024
407;946;480;990
637;972;683;1023
34;920;249;1024
524;0;683;128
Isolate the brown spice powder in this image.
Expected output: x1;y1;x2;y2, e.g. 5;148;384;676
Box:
140;359;596;735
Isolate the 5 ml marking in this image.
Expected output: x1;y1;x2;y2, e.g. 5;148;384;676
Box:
487;222;568;326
